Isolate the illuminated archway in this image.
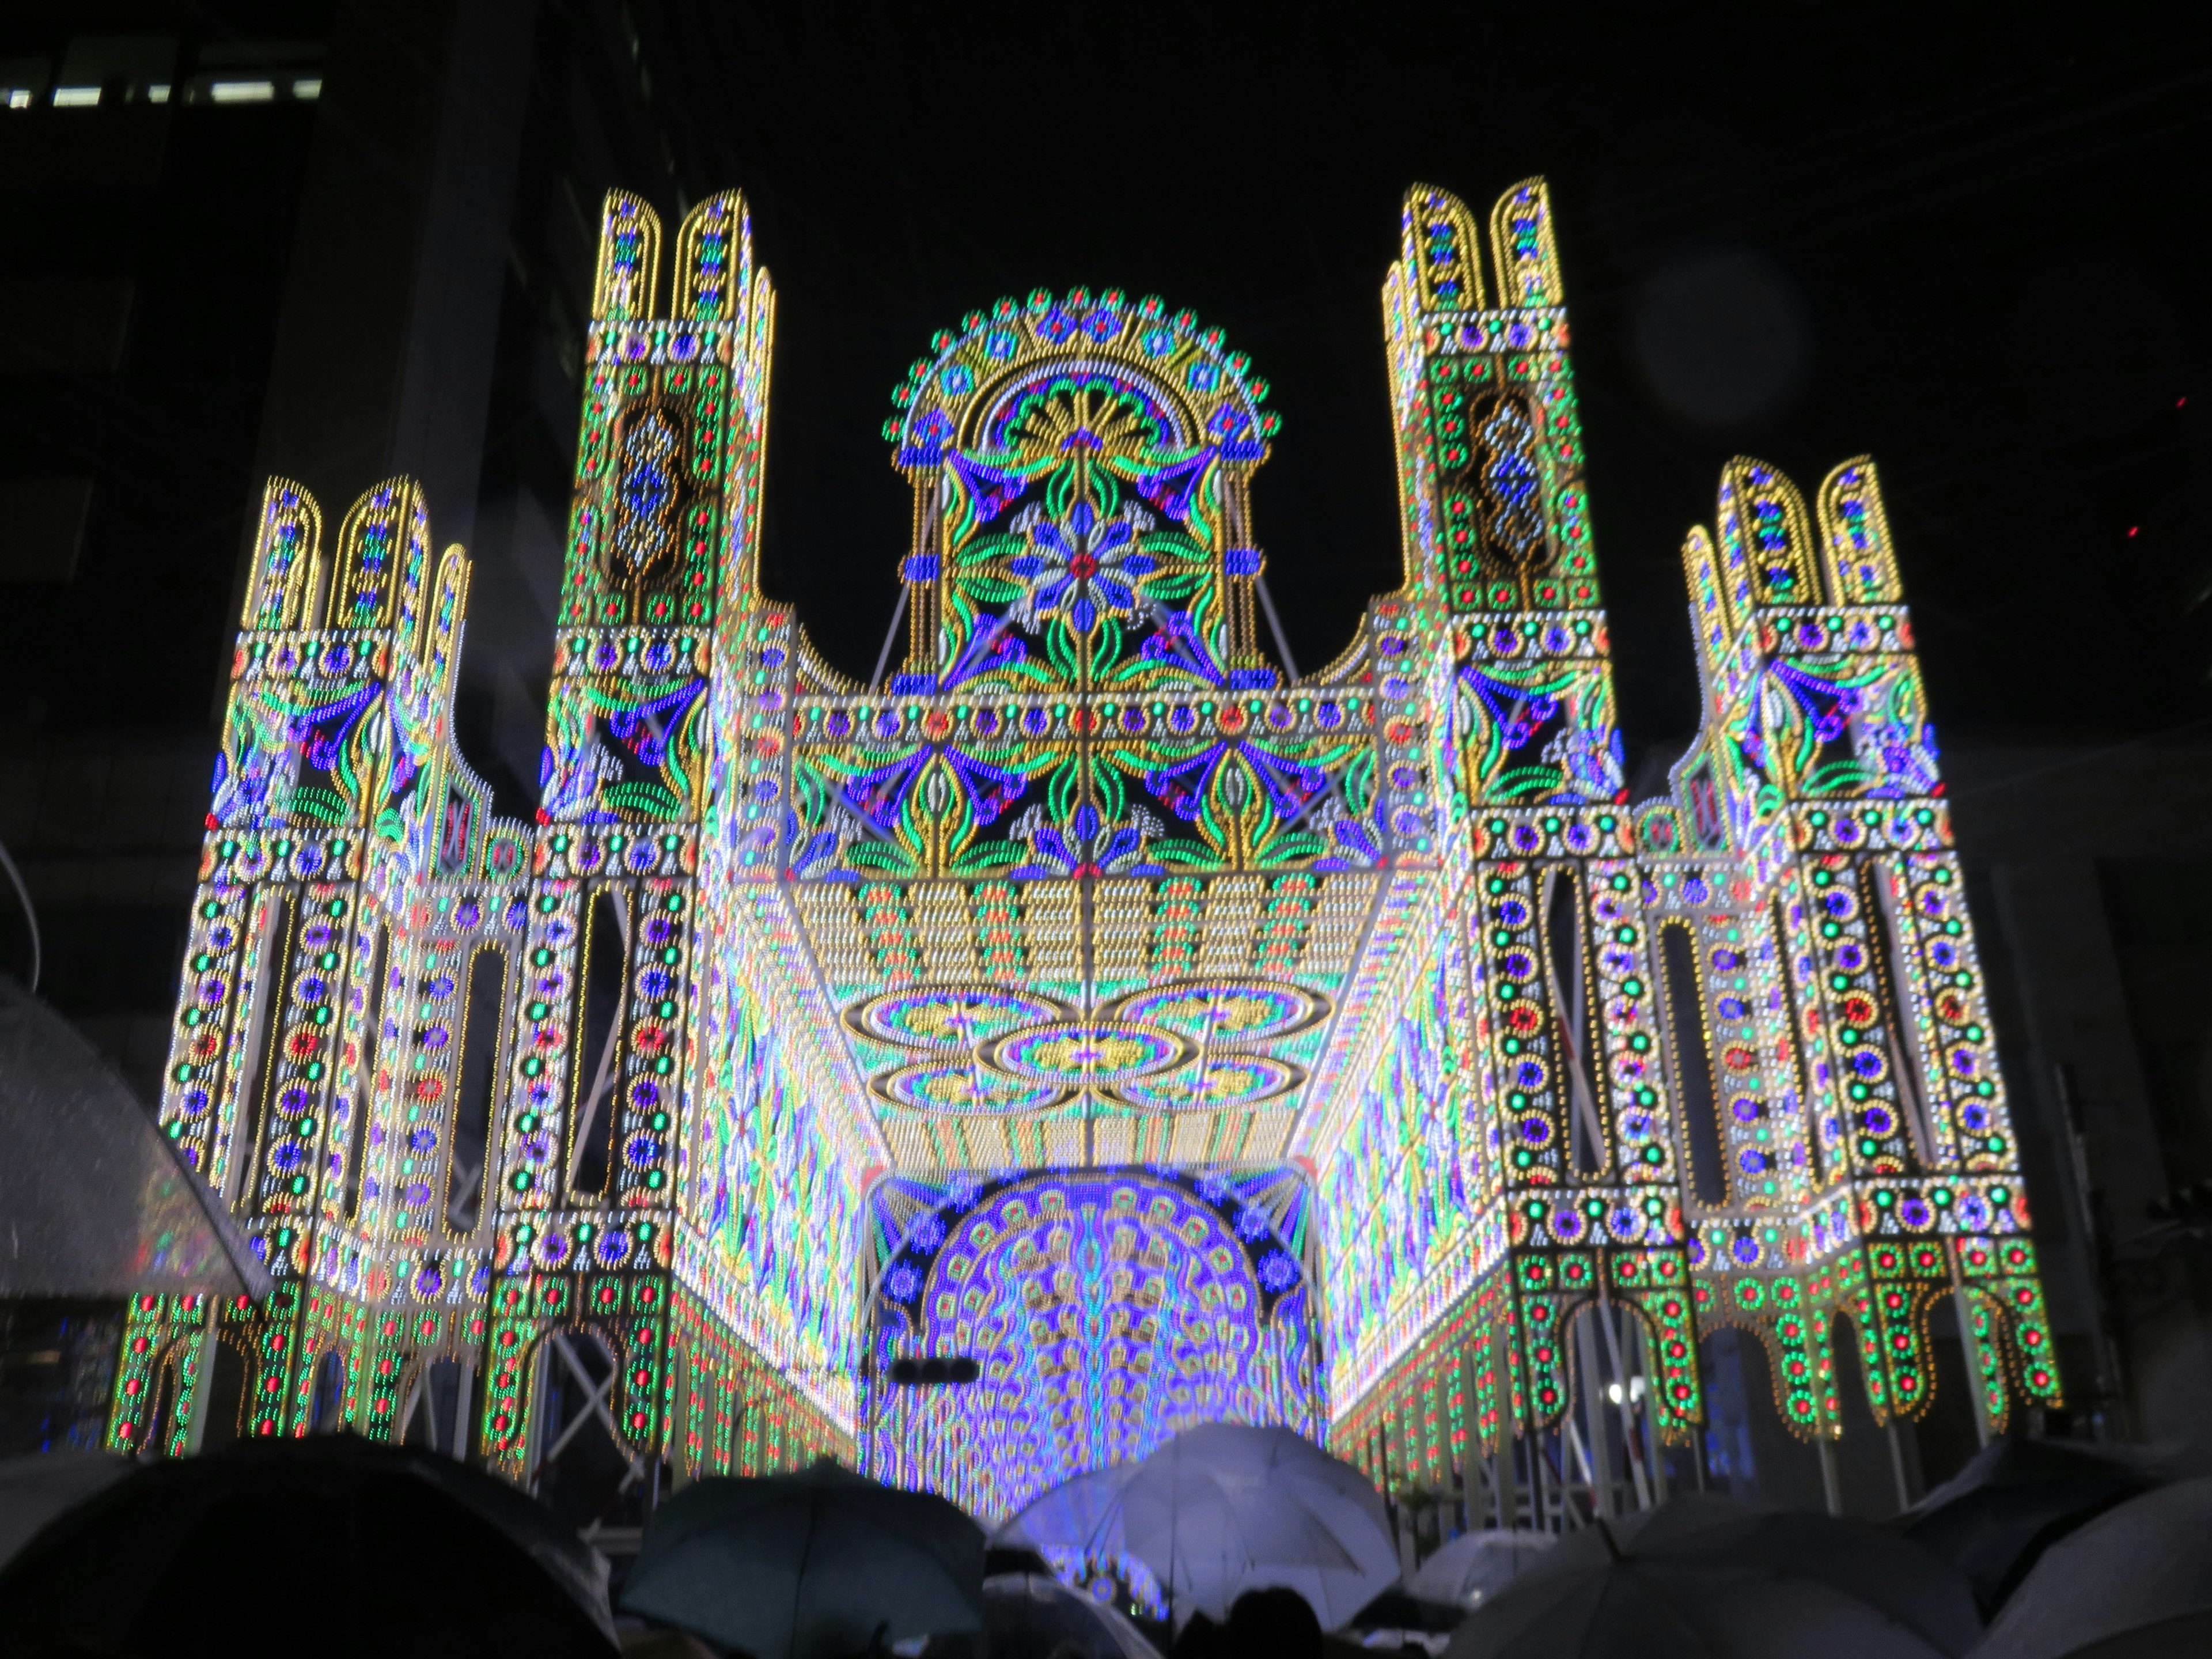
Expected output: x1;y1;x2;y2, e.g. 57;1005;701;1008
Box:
863;1167;1318;1522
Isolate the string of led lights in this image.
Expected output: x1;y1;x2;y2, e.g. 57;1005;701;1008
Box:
109;179;2056;1521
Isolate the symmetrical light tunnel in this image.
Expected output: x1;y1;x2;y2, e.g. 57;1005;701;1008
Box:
110;179;2059;1530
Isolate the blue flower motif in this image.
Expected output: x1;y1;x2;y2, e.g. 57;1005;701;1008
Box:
1009;802;1164;880
1007;501;1158;635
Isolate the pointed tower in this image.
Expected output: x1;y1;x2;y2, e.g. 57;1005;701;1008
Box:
115;474;505;1453
1647;457;2059;1443
1316;188;2060;1523
1312;181;1700;1521
114;194;863;1498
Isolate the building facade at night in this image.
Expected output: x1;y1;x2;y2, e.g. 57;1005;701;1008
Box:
107;179;2062;1528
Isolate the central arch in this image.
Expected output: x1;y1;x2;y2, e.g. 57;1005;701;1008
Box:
863;1167;1319;1522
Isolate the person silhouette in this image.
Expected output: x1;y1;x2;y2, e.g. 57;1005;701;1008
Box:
1225;1588;1322;1659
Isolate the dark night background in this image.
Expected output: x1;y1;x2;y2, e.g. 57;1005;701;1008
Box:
681;6;2212;780
4;2;2212;1480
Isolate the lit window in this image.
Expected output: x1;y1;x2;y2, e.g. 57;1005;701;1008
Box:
147;83;170;104
292;78;321;100
210;80;275;103
5;90;29;111
52;85;101;107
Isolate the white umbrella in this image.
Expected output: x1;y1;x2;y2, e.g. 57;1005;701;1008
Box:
1407;1530;1556;1607
0;976;271;1300
994;1463;1141;1557
1103;1423;1397;1629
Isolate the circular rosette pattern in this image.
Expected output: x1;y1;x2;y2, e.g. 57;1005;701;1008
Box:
1109;1055;1306;1112
983;1020;1190;1085
873;1060;1069;1116
847;985;1072;1051
1106;979;1328;1047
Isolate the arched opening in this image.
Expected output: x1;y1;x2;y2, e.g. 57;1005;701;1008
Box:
228;891;297;1209
401;1356;474;1457
342;924;387;1221
531;1330;651;1532
200;1336;249;1450
1658;919;1728;1205
142;1353;180;1457
1831;1311;1917;1517
1540;867;1607;1175
445;946;506;1233
1770;897;1824;1184
569;889;629;1196
309;1348;346;1432
1919;1296;1993;1491
1560;1300;1667;1520
1694;1324;1827;1512
1861;859;1938;1166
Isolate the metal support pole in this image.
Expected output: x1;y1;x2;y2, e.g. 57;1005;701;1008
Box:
1255;573;1300;681
1887;1422;1918;1513
1817;1438;1844;1517
1575;1313;1616;1517
2055;1062;2129;1440
451;1358;476;1460
1597;1300;1653;1510
1630;1318;1668;1503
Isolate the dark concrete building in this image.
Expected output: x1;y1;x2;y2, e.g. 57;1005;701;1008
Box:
0;0;704;1453
1;0;704;1107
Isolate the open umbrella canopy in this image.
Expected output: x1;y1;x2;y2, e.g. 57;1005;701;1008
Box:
0;1433;616;1658
1444;1495;1980;1659
1407;1531;1557;1608
1103;1423;1397;1630
1975;1476;2212;1659
1900;1435;2211;1614
922;1572;1164;1659
994;1462;1140;1556
620;1460;986;1659
0;974;271;1300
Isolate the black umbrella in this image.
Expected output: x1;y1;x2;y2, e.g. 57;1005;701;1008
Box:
1344;1588;1469;1637
1899;1435;2211;1614
0;1450;132;1568
1975;1476;2212;1659
1442;1494;1981;1659
0;1433;616;1657
620;1460;985;1659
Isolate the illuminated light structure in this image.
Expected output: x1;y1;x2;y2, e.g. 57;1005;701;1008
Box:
1319;184;2059;1510
115;195;860;1480
115;179;2058;1527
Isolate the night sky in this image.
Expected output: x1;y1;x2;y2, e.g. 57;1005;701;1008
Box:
643;3;2211;785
